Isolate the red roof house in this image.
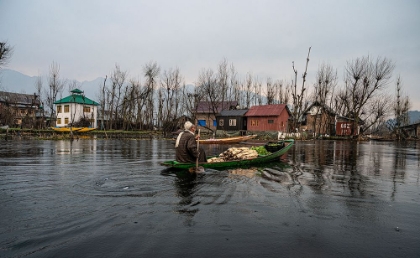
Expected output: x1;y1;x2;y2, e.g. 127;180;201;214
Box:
245;104;291;132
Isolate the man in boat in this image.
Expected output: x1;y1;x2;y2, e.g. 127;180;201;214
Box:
175;121;207;163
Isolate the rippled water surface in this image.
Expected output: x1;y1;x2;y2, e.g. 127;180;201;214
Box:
1;139;419;257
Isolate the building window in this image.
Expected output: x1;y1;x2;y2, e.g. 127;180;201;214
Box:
213;120;217;127
229;119;236;126
198;120;206;126
251;120;259;126
57;105;62;113
219;119;224;126
268;119;274;124
64;117;69;124
64;105;69;113
57;118;61;124
83;106;91;113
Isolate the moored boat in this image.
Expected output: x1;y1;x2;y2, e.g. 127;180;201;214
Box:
51;127;96;133
161;139;294;170
51;127;82;132
77;127;96;133
198;134;257;144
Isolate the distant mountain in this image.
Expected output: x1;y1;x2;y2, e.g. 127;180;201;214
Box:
0;69;40;94
0;69;196;103
0;68;105;101
408;110;420;124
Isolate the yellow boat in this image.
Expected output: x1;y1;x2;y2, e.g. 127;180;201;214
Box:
51;127;82;132
77;127;96;133
51;127;95;133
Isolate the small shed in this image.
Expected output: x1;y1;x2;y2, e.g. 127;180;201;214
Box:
215;109;248;131
245;104;291;132
335;116;364;136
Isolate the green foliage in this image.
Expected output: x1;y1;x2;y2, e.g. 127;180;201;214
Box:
251;146;271;155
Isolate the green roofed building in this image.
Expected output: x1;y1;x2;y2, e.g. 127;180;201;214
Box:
53;89;99;128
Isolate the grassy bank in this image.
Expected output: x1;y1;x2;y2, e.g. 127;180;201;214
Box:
0;128;165;140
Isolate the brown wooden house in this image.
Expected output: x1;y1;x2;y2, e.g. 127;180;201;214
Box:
300;101;336;135
0;91;42;128
195;100;238;132
244;104;291;132
400;122;420;139
215;109;248;132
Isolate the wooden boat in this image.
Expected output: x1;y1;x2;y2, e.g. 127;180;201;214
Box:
198;134;257;144
51;127;96;133
77;127;96;133
51;127;82;132
161;139;294;170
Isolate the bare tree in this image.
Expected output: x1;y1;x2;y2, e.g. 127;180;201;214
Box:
160;67;183;133
245;73;253;108
229;63;239;103
108;64;127;129
143;61;160;129
45;61;65;122
131;78;149;129
312;62;337;135
266;77;276;105
340;56;395;138
253;77;263;105
0;41;13;68
363;94;392;134
182;82;204;124
98;76;107;130
34;74;44;128
273;79;289;104
217;58;229;104
289;47;311;132
391;76;411;139
198;68;219;102
196;68;220;131
35;74;43;100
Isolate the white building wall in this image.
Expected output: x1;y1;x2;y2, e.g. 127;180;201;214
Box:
54;103;98;128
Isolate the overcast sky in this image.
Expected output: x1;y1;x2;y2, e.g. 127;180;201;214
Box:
1;0;419;109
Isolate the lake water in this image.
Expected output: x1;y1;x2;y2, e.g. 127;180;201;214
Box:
0;139;419;258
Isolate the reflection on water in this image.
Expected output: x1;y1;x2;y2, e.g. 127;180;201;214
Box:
228;167;259;178
0;139;419;257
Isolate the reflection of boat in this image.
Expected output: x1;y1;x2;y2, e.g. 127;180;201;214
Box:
369;137;395;142
51;127;96;133
161;139;294;170
198;134;257;144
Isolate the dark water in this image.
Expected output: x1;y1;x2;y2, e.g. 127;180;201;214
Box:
0;139;419;258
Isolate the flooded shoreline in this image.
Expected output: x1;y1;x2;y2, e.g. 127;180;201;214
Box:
1;139;419;257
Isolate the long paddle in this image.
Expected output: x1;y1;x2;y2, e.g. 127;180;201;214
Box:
196;129;200;170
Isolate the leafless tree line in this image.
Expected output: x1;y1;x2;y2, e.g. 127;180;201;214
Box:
1;39;412;137
41;54;413;137
305;54;410;138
